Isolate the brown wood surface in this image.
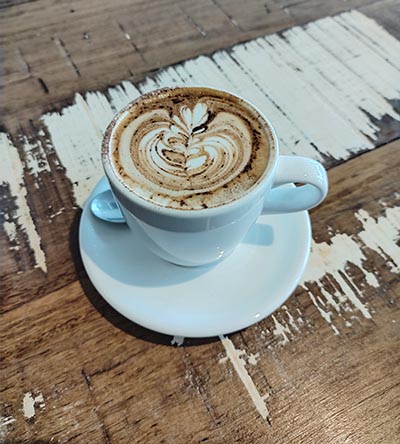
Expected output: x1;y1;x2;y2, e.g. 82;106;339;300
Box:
1;0;400;443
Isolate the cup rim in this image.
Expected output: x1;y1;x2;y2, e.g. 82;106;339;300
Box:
102;86;279;219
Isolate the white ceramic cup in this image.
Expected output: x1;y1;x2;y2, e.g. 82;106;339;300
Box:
102;87;328;267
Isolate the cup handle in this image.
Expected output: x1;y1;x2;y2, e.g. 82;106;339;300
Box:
262;155;328;214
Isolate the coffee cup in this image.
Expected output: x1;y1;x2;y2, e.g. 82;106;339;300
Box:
102;87;328;266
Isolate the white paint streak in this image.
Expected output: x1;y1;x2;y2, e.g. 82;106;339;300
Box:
22;392;45;420
340;11;400;72
272;308;307;341
1;133;47;272
41;94;104;207
3;221;17;243
219;335;269;421
49;207;66;220
108;81;141;112
22;135;51;177
248;353;260;366
300;204;400;331
356;207;400;273
335;273;372;320
43;84;141;207
283;305;301;333
318;281;346;313
285;13;400;141
302;233;376;322
271;315;290;345
40;11;400;209
0;415;16;440
301;233;379;287
218;356;228;364
83;91;116;132
171;336;184;346
312;13;400;107
307;292;340;335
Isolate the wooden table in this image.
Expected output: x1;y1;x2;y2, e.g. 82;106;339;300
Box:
1;1;400;442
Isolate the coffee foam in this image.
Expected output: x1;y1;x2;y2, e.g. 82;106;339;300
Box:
107;88;272;210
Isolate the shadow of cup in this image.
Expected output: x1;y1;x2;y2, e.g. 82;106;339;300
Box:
243;222;274;246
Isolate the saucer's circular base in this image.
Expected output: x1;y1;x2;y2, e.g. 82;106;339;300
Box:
79;177;311;338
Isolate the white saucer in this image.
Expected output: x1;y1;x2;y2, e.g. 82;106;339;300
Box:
79;177;311;338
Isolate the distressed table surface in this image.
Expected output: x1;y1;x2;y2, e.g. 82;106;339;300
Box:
1;0;400;443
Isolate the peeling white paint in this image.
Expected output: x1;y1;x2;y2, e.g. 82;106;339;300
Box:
283;305;301;333
247;352;260;366
171;336;184;346
301;233;379;289
3;221;18;243
219;335;269;421
1;133;47;272
0;415;16;440
39;11;400;208
22;135;51;178
49;207;66;220
339;10;400;72
334;272;372;320
269;305;306;344
271;315;291;345
219;345;260;366
301;232;376;330
0;416;16;428
299;203;400;333
42;84;141;207
108;81;141;112
41;93;105;207
22;392;45;420
218;355;229;364
356;207;400;273
308;292;340;335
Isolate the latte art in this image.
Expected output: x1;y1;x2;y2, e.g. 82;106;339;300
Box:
106;87;272;210
132;103;251;193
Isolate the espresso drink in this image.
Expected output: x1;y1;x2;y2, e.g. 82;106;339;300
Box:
106;87;272;210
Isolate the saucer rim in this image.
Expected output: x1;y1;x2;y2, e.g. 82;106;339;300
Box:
79;177;311;338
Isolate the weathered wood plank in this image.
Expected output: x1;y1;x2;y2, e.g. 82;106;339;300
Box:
1;0;395;132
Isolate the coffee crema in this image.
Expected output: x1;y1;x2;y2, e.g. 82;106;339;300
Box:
106;87;273;210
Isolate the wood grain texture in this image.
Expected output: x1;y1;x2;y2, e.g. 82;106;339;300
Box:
1;1;400;443
2;143;399;443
